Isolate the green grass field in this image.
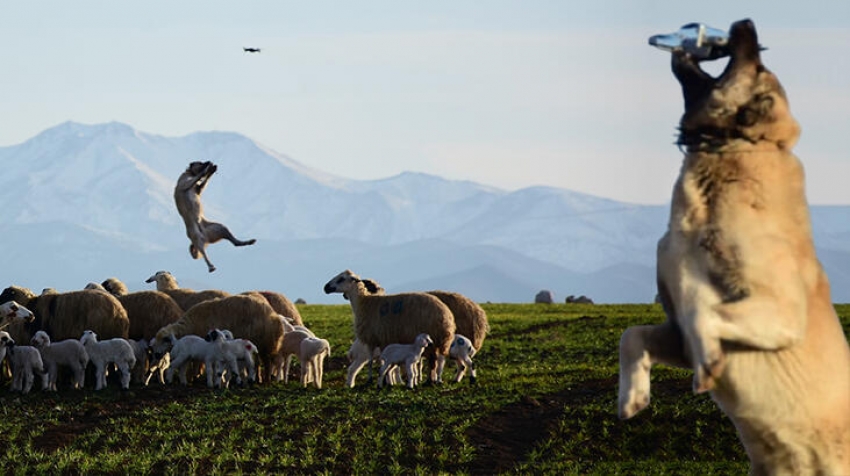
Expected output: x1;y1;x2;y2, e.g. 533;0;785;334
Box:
0;303;847;475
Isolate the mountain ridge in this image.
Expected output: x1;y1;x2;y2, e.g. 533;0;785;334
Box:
2;121;848;303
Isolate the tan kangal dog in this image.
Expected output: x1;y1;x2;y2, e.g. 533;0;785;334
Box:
174;161;256;272
618;19;850;475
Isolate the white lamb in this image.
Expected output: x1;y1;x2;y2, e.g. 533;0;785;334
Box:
8;344;46;394
346;339;401;388
300;337;330;389
277;314;315;337
211;329;258;387
448;334;477;384
272;329;313;383
128;339;151;386
80;330;136;390
31;330;89;391
378;333;433;389
165;331;239;388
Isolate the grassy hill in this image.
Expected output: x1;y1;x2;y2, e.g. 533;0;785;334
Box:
0;303;847;475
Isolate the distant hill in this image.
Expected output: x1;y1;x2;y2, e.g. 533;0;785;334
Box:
1;121;848;303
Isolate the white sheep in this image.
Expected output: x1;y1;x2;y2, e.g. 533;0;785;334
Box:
448;334;477;384
211;329;258;387
144;339;171;386
8;344;46;394
80;330;137;390
346;339;401;388
272;330;313;383
378;333;433;389
323;270;455;385
164;331;239;388
277;314;315;337
31;330;89;391
300;337;330;389
128;338;151;386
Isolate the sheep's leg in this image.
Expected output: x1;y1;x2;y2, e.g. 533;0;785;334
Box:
284;355;294;384
378;363;392;389
433;354;446;384
118;363;131;390
618;321;690;419
95;364;106;391
466;357;477;384
346;358;369;388
453;359;465;383
23;371;34;394
300;360;310;387
316;357;324;389
406;362;419;389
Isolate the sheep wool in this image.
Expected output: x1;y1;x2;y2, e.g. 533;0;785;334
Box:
324;270;455;383
0;286;129;341
144;271;230;311
102;277;183;340
154;293;284;383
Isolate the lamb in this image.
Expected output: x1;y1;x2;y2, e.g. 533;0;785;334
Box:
30;330;89;391
448;334;477;384
173;160;256;273
0;285;129;342
100;277;184;341
345;338;401;388
0;332;45;393
128;339;151;385
360;279;490;352
215;329;259;386
324;270;455;385
144;342;171;386
378;333;433;389
8;344;46;394
299;337;330;389
152;293;284;383
144;270;230;311
345;338;380;388
271;329;312;383
80;330;136;390
164;331;239;388
278;315;314;337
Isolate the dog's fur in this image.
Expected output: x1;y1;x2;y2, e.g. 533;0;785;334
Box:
174;161;256;272
618;19;850;475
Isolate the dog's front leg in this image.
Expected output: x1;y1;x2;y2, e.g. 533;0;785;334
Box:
618;320;690;419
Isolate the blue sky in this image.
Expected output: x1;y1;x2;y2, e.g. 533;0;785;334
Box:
1;1;848;204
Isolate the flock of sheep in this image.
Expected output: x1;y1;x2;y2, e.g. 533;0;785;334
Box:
0;269;488;394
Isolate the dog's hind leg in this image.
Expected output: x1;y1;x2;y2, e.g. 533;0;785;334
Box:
618;320;690;419
203;221;257;247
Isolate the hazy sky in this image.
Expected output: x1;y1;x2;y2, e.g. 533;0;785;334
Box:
2;1;848;204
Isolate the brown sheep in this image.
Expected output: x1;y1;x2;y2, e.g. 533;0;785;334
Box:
360;279;489;351
100;277;184;341
152;294;284;383
144;270;230;311
242;290;303;326
323;270;455;384
0;286;129;341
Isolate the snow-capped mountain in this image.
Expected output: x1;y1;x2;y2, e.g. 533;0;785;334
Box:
1;121;848;304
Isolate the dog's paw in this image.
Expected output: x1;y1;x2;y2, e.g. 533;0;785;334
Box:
618;358;652;419
693;350;726;393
